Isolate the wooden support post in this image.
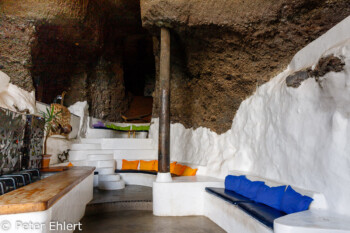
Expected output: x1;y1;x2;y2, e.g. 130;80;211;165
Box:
158;28;171;174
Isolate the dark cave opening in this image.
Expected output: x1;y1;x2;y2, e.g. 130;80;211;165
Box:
29;1;156;123
123;35;155;97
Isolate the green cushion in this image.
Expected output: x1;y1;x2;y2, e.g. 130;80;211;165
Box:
105;124;131;131
131;125;150;131
105;124;150;131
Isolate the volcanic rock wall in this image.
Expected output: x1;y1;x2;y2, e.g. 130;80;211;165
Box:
142;0;350;133
0;0;151;122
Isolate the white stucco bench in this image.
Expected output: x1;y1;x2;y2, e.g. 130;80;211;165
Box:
205;170;350;233
153;176;224;216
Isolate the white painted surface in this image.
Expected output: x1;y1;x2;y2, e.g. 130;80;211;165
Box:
47;137;71;165
274;210;350;233
155;172;172;183
152;176;223;216
68;101;89;138
69;150;114;161
0;70;36;113
118;173;156;187
0;173;93;233
98;179;125;190
70;143;101;150
86;160;115;169
149;16;350;218
87;154;114;161
101;139;154;150
204;192;272;233
113;149;157;160
95;167;114;175
98;174;120;182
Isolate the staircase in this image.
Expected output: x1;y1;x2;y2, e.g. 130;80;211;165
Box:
69;138;157;190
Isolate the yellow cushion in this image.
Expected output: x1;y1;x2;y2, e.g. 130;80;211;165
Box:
173;164;186;176
153;160;158;171
170;161;177;173
182;167;198;176
122;159;139;170
140;160;155;171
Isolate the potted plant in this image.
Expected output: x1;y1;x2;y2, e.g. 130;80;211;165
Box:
40;105;61;168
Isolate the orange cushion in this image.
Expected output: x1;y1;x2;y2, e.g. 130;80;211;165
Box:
170;161;177;173
67;162;74;167
140;160;155;171
153;160;158;171
182;167;198;176
173;164;186;176
122;159;139;170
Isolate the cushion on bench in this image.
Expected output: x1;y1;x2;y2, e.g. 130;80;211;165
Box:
237;202;287;229
205;187;252;205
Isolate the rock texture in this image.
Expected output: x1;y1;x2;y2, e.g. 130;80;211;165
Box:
0;17;36;91
89;56;128;121
286;55;345;88
142;0;350;133
1;0;153;122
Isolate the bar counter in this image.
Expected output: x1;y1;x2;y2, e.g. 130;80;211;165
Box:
0;166;95;215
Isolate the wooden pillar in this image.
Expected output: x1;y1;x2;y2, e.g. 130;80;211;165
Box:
158;28;171;173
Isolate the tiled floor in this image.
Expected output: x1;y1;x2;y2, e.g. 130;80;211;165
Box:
77;210;226;233
77;185;225;233
89;185;153;204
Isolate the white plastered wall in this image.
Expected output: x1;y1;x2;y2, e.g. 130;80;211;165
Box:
149;16;350;216
0;70;36;113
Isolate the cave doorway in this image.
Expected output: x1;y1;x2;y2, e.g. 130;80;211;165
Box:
122;34;155;123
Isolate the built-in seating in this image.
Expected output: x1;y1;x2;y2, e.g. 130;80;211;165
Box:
204;171;329;233
205;187;251;204
205;187;286;229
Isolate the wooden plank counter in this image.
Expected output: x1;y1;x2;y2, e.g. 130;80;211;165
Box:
0;166;95;215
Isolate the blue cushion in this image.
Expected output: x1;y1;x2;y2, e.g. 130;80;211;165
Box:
235;176;265;199
225;175;244;192
254;184;286;210
280;186;313;214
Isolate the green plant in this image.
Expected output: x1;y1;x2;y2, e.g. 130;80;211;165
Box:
40;106;61;155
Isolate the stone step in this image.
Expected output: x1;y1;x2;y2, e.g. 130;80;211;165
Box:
70;143;101;150
96;167;115;175
98;174;120;182
98;180;125;190
88;154;114;161
101;139;154;150
69;149;157;161
86;160;115;168
69;150;114;161
113;149;157;159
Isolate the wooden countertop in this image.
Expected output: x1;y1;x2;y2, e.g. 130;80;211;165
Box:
0;166;95;215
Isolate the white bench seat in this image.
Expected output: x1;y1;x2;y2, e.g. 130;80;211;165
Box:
274;209;350;233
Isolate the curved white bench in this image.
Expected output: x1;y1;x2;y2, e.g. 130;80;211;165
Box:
274;210;350;233
118;173;156;187
204;170;330;233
